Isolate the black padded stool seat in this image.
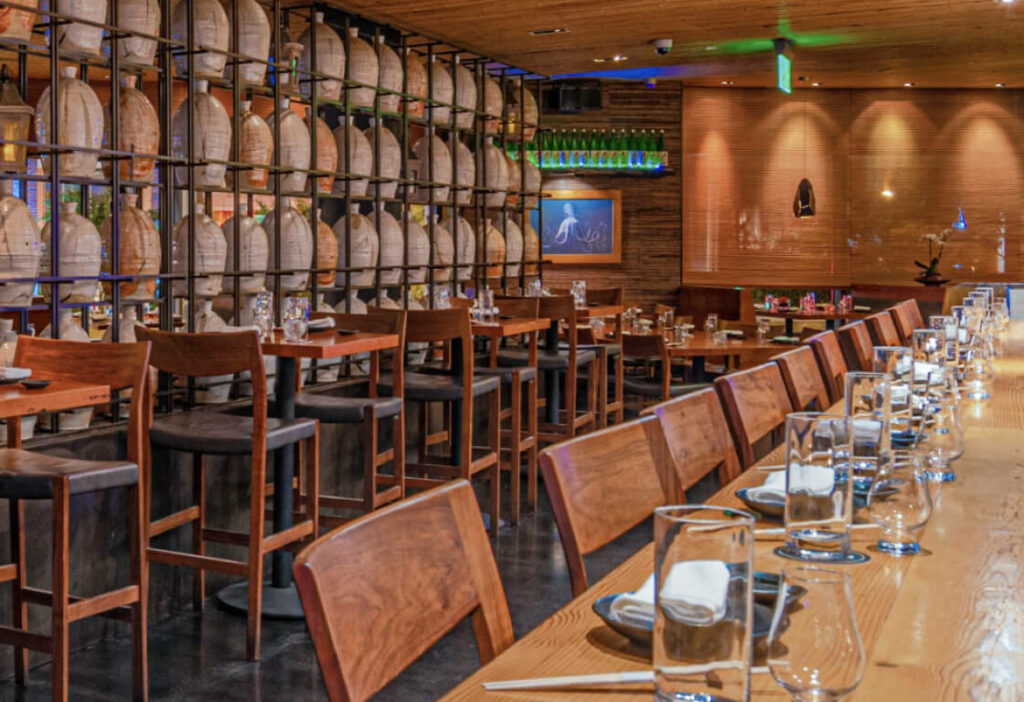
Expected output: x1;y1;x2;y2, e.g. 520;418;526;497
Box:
378;371;499;402
497;348;596;370
150;411;317;455
474;365;538;384
0;449;138;499
293;392;403;423
559;342;622;357
622;378;711;399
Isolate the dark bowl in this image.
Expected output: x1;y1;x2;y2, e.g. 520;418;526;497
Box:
19;379;50;390
592;595;773;648
736;487;785;517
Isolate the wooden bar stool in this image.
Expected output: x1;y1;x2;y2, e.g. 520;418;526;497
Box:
621;333;709;410
499;295;598;445
713;361;793;470
837;320;874;371
805;330;850;403
0;336;150;701
136;328;319;661
575;325;624;428
295;309;406;527
378;308;503;536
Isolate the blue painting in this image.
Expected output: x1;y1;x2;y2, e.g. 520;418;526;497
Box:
530;190;621;263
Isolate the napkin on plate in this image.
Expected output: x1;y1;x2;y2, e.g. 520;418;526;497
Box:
746;464;835;502
307;317;335;331
609;560;730;629
0;367;30;381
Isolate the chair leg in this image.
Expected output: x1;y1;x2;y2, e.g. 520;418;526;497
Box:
246;452;267;661
564;369;577;441
417;401;429;462
51;478;71;702
613;353;625;425
394;407;406;500
128;481;149;701
526;377;538;512
597;352;609;428
488;388;501;539
192;453;205;611
508;375;522;526
10;498;27;685
305;429;319;536
363;411;378;512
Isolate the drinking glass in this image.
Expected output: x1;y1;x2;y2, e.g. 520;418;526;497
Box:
873;346;915;448
911;328;946;370
778;413;862;563
713;330;728;345
929;315;959;368
867;450;932;555
526;279;542;297
654;505;755;702
917;374;965;482
590;317;606;339
571;279;587;308
253;290;274;340
282;296;309;342
756;319;772;342
843;372;890;481
704;313;719;334
767;565;865;702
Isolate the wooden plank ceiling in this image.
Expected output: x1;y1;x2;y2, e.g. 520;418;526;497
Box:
333;0;1024;88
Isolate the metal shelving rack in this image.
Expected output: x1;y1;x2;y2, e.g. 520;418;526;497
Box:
0;0;546;416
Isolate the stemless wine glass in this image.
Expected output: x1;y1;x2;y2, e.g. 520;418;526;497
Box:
917;370;965;482
843;372;891;482
873;346;915;448
704;313;719;334
282;296;309;342
767;565;865;702
654;506;755;702
867;450;932;555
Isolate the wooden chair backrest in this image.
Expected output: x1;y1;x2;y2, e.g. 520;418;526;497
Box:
647;387;741;488
587;287;623;305
837;321;873;371
622;333;672;400
865;311;901;347
494;296;539;319
447;297;474;310
903;299;925;330
404;307;474;390
654;302;676;316
293;480;513;702
321;309;407;396
888;303;916;344
713;362;793;470
540;416;672;597
14;336;151;462
773;346;830;411
804;330;848;403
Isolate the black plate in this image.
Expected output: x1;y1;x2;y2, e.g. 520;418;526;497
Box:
753;571;806;608
335;329;359;335
593;596;773;648
19;379;50;390
736;487;784;517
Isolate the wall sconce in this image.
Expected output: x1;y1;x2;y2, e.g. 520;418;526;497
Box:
0;66;33;174
793;178;816;218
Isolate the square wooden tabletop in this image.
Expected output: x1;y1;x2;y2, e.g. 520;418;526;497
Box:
259;330;400;359
0;380;111;421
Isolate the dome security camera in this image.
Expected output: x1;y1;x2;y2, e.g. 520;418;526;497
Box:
653;38;673;56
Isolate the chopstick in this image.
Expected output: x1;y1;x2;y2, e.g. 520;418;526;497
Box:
756;464;786;472
755;523;878;537
483;666;770;691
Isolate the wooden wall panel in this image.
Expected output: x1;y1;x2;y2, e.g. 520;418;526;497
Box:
541;82;682;309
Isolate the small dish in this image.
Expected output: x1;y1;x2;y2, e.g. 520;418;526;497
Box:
593;596;772;648
736;486;785;517
19;379;50;390
335;329;360;335
753;571;806;608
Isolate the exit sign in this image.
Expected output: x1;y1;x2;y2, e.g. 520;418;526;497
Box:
777;53;792;94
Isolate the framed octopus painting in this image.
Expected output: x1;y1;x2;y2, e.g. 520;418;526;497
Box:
530;189;622;264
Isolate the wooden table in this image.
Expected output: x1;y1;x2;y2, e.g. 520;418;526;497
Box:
472;317;550;368
216;328;400;619
0;380;111;448
663;331;800;379
768;310;867;336
576;303;626;321
442;325;1024;701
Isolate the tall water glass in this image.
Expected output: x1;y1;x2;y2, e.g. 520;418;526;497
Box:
873;346;914;447
917;372;965;482
778;413;860;563
911;328;946;369
705;313;719;334
767;566;865;701
929;315;959;368
867;450;932;555
654;506;755;702
282;296;309;342
843;372;890;481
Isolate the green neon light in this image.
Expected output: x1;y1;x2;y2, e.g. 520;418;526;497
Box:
777;53;792;94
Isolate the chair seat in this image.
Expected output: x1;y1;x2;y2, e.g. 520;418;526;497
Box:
622;377;711;399
558;342;622;357
379;372;499;402
475;365;538;384
497;348;595;370
294;392;403;423
0;449;138;499
151;411;317;455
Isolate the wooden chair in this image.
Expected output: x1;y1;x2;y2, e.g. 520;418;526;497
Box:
499;295;598;445
586;286;624;306
837;320;874;371
293;480;513;702
621;333;708;407
804;330;849;403
136;327;319;661
476;296;539;521
540;416;674;597
713;362;793;470
380;307;502;536
888;302;917;344
576;324;624;428
772;346;831;411
902;298;925;330
644;387;742;488
865;311;902;347
296;309;406;526
0;336;150;701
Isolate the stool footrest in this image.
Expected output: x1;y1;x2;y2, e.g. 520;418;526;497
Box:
148;547;248;576
0;624;50;653
150;506;201;538
68;585;139;623
261;520;314;553
20;586;133;623
202;528;249;547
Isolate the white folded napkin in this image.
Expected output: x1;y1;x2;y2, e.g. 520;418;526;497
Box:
747;463;835;502
0;367;30;381
853;418;883;442
308;317;335;331
610;560;730;629
913;361;939;383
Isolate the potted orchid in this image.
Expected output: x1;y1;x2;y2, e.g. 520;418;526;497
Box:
914;226;954;286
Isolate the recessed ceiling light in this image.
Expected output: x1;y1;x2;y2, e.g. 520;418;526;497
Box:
998;0;1015;5
720;80;734;86
529;27;568;36
812;82;821;87
705;45;717;51
996;82;1006;87
881;189;895;198
612;55;627;62
903;82;915;87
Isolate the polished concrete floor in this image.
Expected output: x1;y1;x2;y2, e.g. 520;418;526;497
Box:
0;474;718;702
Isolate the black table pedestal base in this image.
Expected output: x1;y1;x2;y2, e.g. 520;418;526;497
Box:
216;581;305;620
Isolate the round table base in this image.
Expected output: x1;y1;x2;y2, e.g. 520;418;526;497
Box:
216;581;305;620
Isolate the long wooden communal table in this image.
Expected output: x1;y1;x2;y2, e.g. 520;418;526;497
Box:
442;325;1024;701
664;332;800;379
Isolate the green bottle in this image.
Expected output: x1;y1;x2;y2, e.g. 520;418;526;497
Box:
657;129;668;169
558;129;568;168
525;136;538;166
579;129;589;168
